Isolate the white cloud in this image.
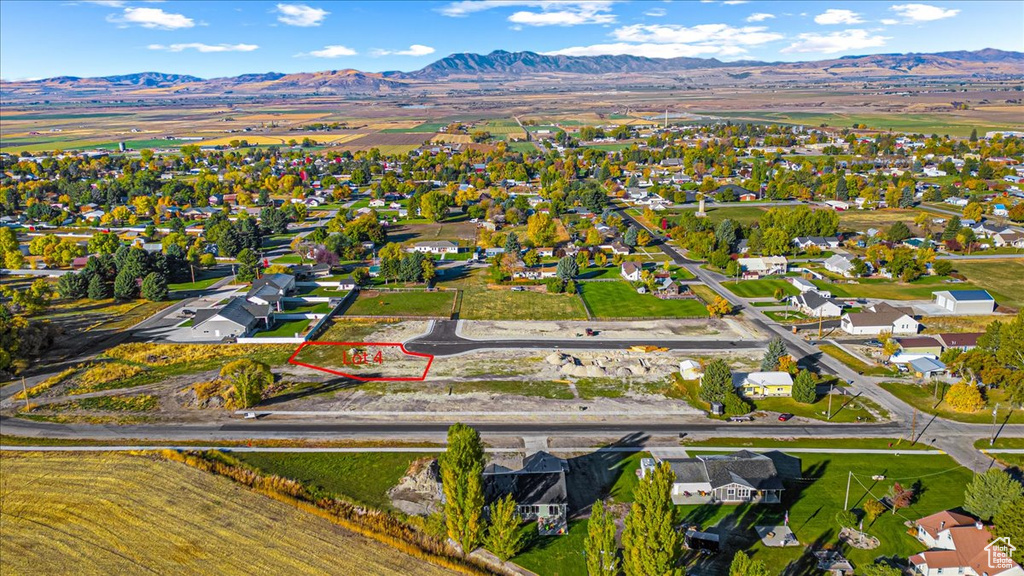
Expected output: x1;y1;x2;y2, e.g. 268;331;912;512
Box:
83;0;126;7
275;3;328;26
300;45;358;58
781;29;889;54
439;1;616;26
722;0;749;4
549;22;783;59
107;7;194;29
889;3;959;22
644;7;666;17
372;44;436;57
148;43;259;53
880;18;900;25
814;9;864;25
746;12;775;22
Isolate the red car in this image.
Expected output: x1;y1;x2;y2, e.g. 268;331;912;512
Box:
778;413;794;422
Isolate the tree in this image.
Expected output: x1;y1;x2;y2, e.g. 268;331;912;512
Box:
887;221;912;243
993;496;1024;563
887;482;914;513
236;248;260;283
963;201;983;222
963;469;1024;521
942;216;961;241
88;273;111;300
439;423;485;552
87;232;121;255
863;499;886;523
933;259;953;276
221;358;272;408
140;272;168;301
944;382;984;412
113;268;139;300
761;337;787;371
622;462;680;576
706;296;733;318
700;359;732;404
586;501;619;576
56;272;88;300
715;219;736;250
792;369;817;404
836;509;857;529
729;552;769;576
556;255;579;281
969;128;978;142
199;253;217;268
504;232;521;255
485;494;523;561
352;267;369;286
636;230;651;247
527;212;557;246
860;562;903;576
899;186;915;208
623;226;639;247
835;175;848;201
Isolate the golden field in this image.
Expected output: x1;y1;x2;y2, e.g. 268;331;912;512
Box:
0;452;456;576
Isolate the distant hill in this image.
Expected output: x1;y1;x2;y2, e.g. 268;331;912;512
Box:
2;48;1020;98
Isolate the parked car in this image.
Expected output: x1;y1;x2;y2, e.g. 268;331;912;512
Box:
727;416;754;423
864;339;883;348
778;413;794;422
511;286;525;292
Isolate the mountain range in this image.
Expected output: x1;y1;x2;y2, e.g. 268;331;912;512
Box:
2;48;1021;97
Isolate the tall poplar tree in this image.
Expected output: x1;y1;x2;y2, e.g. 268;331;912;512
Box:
622;462;680;576
586;501;619;576
439;423;485;552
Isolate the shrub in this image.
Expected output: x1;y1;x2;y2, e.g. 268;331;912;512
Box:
864;499;886;523
945;382;984;412
75;362;145;390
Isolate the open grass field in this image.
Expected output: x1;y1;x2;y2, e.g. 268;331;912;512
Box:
669;205;769;226
721;279;798;299
580;281;709;318
345;290;455;317
946;259;1024;309
256;318;313;338
819;344;898;377
508;142;538;154
698;110;1023;137
879;382;1024;424
232;452;434;510
837;208;921;231
0;452;455;575
460;286;588;321
812;275;978;301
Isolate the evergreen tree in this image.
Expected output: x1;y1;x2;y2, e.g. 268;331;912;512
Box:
87;273;111;300
586;501;619;576
942;216;961;241
699;359;733;405
761;337;787;371
994;496;1024;563
969;128;978;142
439;423;486;552
56;272;88;300
730;552;769;576
503;232;521;255
556;255;579;281
899;186;915;208
113;268;139;300
485;494;523;561
236;248;260;283
623;225;638;247
714;219;736;251
792;369;817;404
964;469;1024;521
835;174;848;201
141;272;168;302
622;462;680;576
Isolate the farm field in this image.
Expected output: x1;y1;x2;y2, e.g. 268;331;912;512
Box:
698;110;1023;137
344;290;455;317
580;281;708;318
0;452;456;575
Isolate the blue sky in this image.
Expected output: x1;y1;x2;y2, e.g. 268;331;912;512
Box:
1;1;1021;80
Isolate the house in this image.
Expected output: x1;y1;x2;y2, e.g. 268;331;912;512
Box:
621;261;642;282
656;278;688;298
411;241;459;255
245;273;296;311
824;200;850;211
536;247;555;258
936;333;982;351
368;199;386;208
840;302;919;336
483;452;568;536
790;291;844;318
609;242;631;255
191;297;271;339
788;277;818;293
734;371;794;397
993;230;1024;248
793;236;841;251
933;290;996;315
909;356;947;378
824;254;858;277
897;336;944;355
737;256;788;278
679;359;703;380
910;510;1023;576
640;450;798;505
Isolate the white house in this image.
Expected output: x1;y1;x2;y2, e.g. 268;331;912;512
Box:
788;277;818;293
910;510;1023;576
824;254;858;277
840;303;919;336
737;256;787;278
621;261;642;282
410;241;459;255
790;291;844;318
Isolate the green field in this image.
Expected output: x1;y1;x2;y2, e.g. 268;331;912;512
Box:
722;279;798;299
580;281;708;318
168;274;225;292
508;141;537;153
345;290;455;317
256;318;312;337
812;275;978;301
581;142;635;151
460;287;588;321
697;110;1022;137
232;452;433;510
380;122;448;133
669;205;769;226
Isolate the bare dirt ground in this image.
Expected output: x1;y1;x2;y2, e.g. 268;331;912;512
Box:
455;318;762;341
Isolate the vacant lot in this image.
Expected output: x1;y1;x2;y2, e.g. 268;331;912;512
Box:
460;286;588;320
580;281;708;318
345;290;455;317
947;259;1024;309
0;452;455;575
880;382;1024;424
813;275;978;301
721;279;798;299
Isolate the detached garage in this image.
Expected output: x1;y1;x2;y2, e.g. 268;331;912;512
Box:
932;290;996;315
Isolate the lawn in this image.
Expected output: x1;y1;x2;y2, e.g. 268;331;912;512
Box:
460;286;588;321
168;274;225;292
683;437;929;450
344;290;455;317
232;452;433;510
284;301;333;314
514;519;590;576
361;380;576;400
0;452;451;575
580;281;709;319
879;382;1024;424
670;205;769;226
256;318;312;338
818;344;898;377
763;310;810;322
722;279;799;299
812;275;977;301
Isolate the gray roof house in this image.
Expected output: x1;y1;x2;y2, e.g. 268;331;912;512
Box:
790;291;845;318
191;297;271;339
641;450;799;505
483;451;569;535
246;273;296;310
824;254;857;277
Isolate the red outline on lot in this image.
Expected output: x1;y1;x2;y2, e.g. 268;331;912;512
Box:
287;342;434;382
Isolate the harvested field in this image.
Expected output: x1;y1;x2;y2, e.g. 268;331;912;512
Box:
341;133;430;150
0;451;456;575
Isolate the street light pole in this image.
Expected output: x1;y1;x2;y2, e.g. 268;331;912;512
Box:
843;470;852;511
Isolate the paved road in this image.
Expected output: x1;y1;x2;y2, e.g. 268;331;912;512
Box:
404;320;767;356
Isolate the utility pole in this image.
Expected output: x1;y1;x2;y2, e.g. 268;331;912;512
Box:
818;312;824;339
843;470;853;511
21;376;28;412
990;403;1000;446
910;408;917;444
827;381;834;420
